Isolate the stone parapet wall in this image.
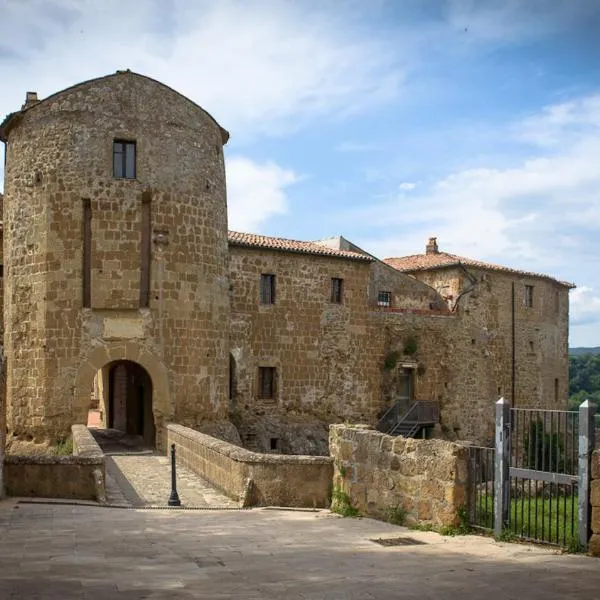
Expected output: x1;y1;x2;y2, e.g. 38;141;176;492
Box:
167;424;333;508
3;425;105;502
72;424;104;458
590;450;600;556
329;424;467;527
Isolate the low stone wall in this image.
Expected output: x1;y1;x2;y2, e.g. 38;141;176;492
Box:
167;424;333;507
590;450;600;556
329;424;467;527
3;425;106;502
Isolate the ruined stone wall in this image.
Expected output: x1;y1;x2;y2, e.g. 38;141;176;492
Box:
414;267;570;411
2;72;230;447
329;424;467;527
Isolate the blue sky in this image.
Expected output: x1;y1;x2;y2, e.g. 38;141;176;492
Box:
1;0;599;346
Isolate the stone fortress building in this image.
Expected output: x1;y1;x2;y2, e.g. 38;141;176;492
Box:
0;71;574;456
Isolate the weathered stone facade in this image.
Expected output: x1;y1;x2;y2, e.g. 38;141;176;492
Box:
0;72;572;466
1;72;230;450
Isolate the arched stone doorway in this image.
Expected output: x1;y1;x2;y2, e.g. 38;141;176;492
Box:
74;343;172;451
106;361;155;446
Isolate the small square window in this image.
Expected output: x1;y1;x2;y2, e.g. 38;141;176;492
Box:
260;274;276;304
378;291;392;307
524;285;534;308
113;140;136;179
331;278;343;303
259;367;276;400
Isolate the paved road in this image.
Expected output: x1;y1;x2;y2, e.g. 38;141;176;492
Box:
0;500;598;599
91;428;238;509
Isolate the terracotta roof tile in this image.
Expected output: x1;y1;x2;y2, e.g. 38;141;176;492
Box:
384;252;574;288
228;231;372;262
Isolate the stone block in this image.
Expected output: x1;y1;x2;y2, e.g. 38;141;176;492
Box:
592;506;600;535
589;534;600;557
591;451;600;481
591;480;600;507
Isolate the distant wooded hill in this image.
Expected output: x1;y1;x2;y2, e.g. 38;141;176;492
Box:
568;351;600;410
570;347;600;356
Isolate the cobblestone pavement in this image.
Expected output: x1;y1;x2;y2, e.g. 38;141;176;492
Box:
91;428;239;509
0;500;599;599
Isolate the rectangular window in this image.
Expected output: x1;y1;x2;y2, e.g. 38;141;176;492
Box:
82;198;91;308
331;278;343;303
378;291;392;307
113;140;136;179
259;367;276;400
260;274;276;304
524;284;534;308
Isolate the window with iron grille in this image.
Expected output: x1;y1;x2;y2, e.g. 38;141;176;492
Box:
260;274;276;304
378;291;392;307
113;140;136;179
524;284;534;308
331;278;343;303
259;367;276;400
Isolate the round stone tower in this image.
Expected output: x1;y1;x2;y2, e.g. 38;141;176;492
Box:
0;71;230;449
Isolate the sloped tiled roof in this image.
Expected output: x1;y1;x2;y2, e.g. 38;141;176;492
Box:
384;251;575;288
228;231;373;262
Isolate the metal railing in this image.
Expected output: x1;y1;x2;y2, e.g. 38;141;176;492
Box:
506;407;580;547
377;400;440;436
492;398;596;550
466;445;495;530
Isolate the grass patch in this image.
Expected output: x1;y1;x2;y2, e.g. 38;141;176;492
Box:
384;505;407;526
331;487;359;518
409;522;434;532
479;493;579;547
51;436;73;456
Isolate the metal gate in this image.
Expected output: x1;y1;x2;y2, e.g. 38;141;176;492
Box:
507;408;579;546
466;445;495;531
494;399;596;549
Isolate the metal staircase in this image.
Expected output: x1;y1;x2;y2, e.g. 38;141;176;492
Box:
376;400;440;438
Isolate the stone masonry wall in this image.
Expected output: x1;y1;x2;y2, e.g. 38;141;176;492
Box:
229;247;376;455
4;425;105;502
329;424;468;527
2;72;230;447
414;267;570;412
590;450;600;556
168;424;333;508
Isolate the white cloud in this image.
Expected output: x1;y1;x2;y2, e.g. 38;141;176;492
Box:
0;0;404;144
570;287;600;327
226;157;298;232
398;182;416;191
351;91;600;271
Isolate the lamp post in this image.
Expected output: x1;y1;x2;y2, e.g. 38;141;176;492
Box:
168;443;181;507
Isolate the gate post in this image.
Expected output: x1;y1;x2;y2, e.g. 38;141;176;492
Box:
578;400;596;549
494;397;510;538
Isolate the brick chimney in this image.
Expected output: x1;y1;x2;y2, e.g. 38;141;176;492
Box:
22;91;39;109
426;237;439;255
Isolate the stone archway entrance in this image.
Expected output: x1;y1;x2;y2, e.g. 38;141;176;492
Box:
74;343;172;452
107;361;155;446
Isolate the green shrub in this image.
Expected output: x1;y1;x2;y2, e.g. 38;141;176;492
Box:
385;504;407;526
383;351;400;371
52;436;73;456
403;337;418;355
331;487;359;517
